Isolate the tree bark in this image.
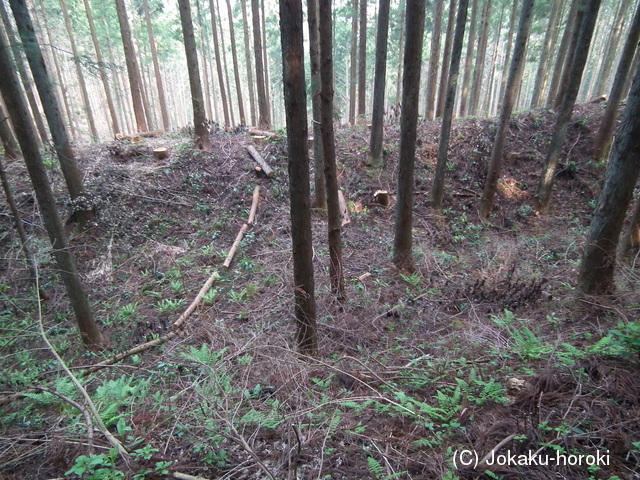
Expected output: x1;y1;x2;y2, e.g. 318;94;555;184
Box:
431;0;468;210
529;0;562;108
357;0;367;118
593;0;632;96
349;0;358;125
621;194;640;255
393;0;426;272
252;0;271;128
537;0;601;214
226;0;246;125
424;0;443;121
0;97;19;159
468;0;492;116
479;0;534;218
577;61;640;294
436;0;458;118
592;0;640;162
319;0;346;302
553;0;586;110
394;0;405;106
367;0;391;168
241;0;257;125
280;0;318;355
142;0;170;131
0;32;103;347
115;0;148;132
459;0;478;116
178;0;212;149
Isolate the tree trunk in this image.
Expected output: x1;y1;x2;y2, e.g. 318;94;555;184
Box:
357;0;367;118
226;0;246;125
0;97;19;158
307;0;326;209
546;0;579;108
208;0;230;126
393;0;426;272
479;0;534;218
319;0;346;302
553;0;585;110
468;0;492;116
592;0;640;162
621;194;640;255
216;0;236;125
241;0;257;125
394;0;405;106
593;0;631;96
431;0;468;210
537;0;601;214
115;0;148;132
0;33;103;347
280;0;318;355
577;61;640;294
436;0;458;118
529;0;562;109
195;0;213;119
367;0;391;168
349;0;358;125
424;0;443;121
252;0;271;128
483;3;504;115
11;0;94;226
143;0;170;131
459;0;478;116
178;0;212;149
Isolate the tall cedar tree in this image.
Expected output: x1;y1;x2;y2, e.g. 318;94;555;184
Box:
252;0;271;128
593;0;631;96
393;0;426;271
553;0;585;110
394;0;405;106
348;0;358;125
178;0;212;149
357;0;367;118
307;0;326;209
592;0;640;162
546;0;579;107
436;0;457;118
280;0;318;355
142;0;170;131
210;0;230;126
424;0;443;121
0;31;103;347
479;0;534;218
431;0;468;210
496;0;518;104
319;0;346;302
217;0;235;125
367;0;391;168
577;62;640;294
11;0;95;226
468;0;491;115
115;0;148;132
241;0;257;125
226;0;246;125
459;0;477;116
529;0;562;108
537;0;601;214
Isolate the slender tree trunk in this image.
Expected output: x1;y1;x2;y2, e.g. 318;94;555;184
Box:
592;0;640;162
554;0;586;110
424;0;443;121
143;0;170;131
0;32;103;347
593;0;631;96
530;0;562;108
178;0;212;149
226;0;246;125
195;0;213;119
479;0;534;218
319;0;346;302
241;0;257;125
393;0;426;272
260;0;272;122
280;0;317;355
216;0;235;125
436;0;457;118
537;0;601;214
135;50;154;130
483;3;503;115
252;0;270;128
115;0;148;132
394;0;405;106
546;0;579;108
209;0;230;125
59;0;98;141
577;61;640;294
81;0;119;136
0;98;19;158
469;0;491;116
349;0;358;125
431;0;468;210
367;0;391;168
357;0;367;118
459;0;477;116
307;0;326;209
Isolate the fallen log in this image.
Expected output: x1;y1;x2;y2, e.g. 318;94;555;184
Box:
248;128;279;138
247;146;274;177
223;186;262;268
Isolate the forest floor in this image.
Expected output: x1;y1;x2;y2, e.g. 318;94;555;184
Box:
1;101;639;480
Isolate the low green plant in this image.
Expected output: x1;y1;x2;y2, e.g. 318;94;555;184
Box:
154;298;186;313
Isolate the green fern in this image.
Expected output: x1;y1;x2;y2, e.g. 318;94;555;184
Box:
367;457;385;479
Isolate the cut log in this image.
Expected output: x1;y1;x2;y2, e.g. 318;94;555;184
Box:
247;186;261;225
153;147;169;160
249;128;279;138
373;190;390;207
247;145;274;177
338;190;350;226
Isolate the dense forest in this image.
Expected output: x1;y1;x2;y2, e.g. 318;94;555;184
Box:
1;0;640;478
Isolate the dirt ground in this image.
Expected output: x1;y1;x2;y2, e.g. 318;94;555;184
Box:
0;102;639;479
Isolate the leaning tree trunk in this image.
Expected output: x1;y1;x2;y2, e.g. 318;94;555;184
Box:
357;0;367;119
592;0;640;162
546;0;580;108
436;0;458;119
393;0;426;272
319;0;346;302
178;0;212;149
479;0;534;218
280;0;318;355
577;61;640;294
367;0;391;168
537;0;600;215
252;0;270;128
11;0;94;226
0;33;103;347
553;0;585;110
431;0;468;210
424;0;443;121
529;0;562;108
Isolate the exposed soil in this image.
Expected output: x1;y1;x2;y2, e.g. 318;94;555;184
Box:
1;102;639;480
